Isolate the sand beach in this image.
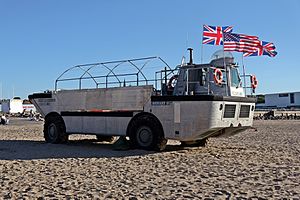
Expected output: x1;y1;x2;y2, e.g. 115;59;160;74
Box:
0;119;299;199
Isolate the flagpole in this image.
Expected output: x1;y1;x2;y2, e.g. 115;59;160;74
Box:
201;25;204;64
241;53;247;96
183;32;189;64
201;42;204;64
222;33;229;96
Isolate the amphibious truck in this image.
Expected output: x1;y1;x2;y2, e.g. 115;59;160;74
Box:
29;49;257;151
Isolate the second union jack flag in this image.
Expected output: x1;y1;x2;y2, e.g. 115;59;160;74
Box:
202;25;233;45
243;41;277;57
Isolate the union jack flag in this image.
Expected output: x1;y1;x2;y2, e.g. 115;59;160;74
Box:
223;32;260;53
202;25;233;45
243;41;277;57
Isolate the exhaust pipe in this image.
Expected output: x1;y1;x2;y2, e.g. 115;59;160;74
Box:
187;48;193;65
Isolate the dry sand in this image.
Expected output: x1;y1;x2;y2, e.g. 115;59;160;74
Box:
0;118;300;199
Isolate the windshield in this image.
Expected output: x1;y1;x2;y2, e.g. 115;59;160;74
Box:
230;67;241;87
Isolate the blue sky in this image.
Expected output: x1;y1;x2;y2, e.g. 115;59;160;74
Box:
0;0;299;99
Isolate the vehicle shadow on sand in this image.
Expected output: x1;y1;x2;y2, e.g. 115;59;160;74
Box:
0;139;184;160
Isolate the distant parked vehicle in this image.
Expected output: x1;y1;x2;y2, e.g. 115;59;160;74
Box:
1;97;23;114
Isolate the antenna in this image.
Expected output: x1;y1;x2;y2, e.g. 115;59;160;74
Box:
186;32;189;50
181;32;189;64
181;56;186;66
12;85;14;99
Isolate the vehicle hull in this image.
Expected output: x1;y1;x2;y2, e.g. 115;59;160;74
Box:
29;86;255;141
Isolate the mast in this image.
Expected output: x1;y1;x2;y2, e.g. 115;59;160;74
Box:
241;54;247;96
222;31;229;96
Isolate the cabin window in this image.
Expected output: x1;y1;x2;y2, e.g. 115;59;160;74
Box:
230;68;241;87
188;69;203;85
290;93;295;104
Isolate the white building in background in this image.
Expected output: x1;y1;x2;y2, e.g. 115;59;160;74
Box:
257;92;300;108
1;97;36;114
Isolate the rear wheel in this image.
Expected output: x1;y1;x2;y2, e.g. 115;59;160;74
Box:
44;115;68;144
128;114;167;151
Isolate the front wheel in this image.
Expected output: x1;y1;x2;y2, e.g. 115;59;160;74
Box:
44;115;68;144
128;115;167;151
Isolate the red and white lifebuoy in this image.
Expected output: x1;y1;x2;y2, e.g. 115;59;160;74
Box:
167;74;178;90
251;75;258;89
213;68;223;85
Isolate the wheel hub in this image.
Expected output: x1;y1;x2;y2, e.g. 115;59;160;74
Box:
137;126;153;146
48;123;57;139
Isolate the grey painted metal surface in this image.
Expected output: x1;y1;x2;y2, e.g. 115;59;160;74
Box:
146;99;254;141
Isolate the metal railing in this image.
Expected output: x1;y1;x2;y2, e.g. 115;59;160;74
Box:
240;74;256;95
55;56;172;91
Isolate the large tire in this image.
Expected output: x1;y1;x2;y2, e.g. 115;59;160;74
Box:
181;138;207;147
128;114;167;151
44;115;68;144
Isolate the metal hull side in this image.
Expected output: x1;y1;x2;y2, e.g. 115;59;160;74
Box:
55;86;153;112
30;98;57;118
30;87;255;141
29;86;153;136
149;100;255;141
30;86;153;118
63;116;131;136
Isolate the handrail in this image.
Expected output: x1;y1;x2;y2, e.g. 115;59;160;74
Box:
55;56;170;91
55;65;98;90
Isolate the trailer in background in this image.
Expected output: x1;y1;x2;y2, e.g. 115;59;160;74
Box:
256;92;300;109
1;97;23;114
0;97;36;114
1;100;9;113
22;103;36;113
